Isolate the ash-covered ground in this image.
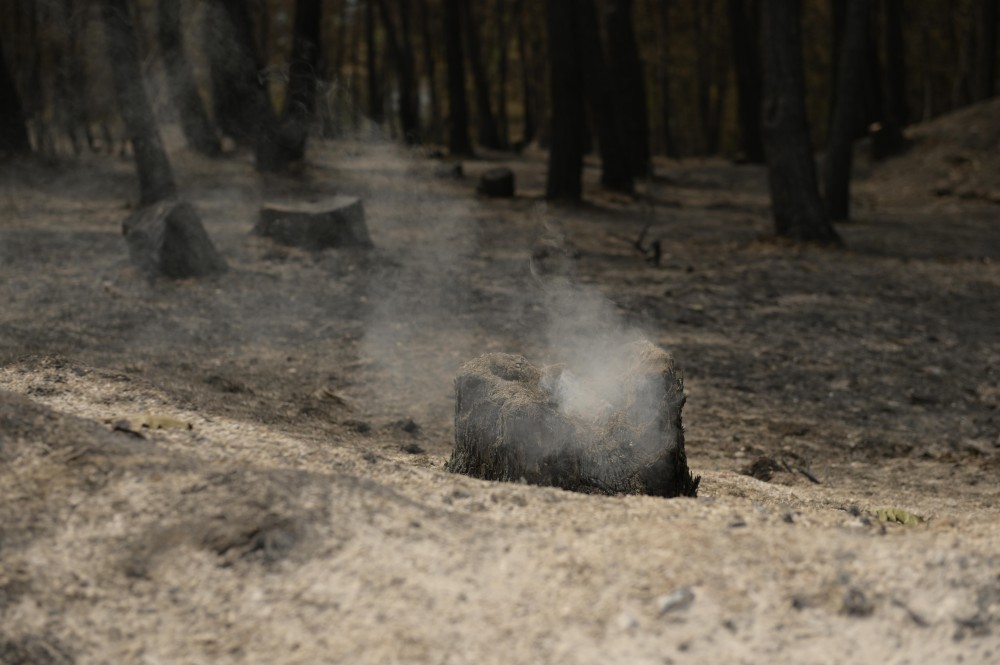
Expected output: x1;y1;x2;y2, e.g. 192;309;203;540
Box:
2;101;1000;664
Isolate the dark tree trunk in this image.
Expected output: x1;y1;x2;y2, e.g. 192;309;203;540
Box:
204;0;273;147
417;0;442;142
515;0;537;147
884;0;908;127
461;0;502;148
101;0;177;205
279;0;323;161
443;0;473;155
727;0;765;163
759;0;840;244
693;0;725;154
578;0;633;192
975;0;998;100
365;0;384;124
606;0;651;176
495;0;510;148
157;0;221;156
0;32;31;156
545;0;585;202
655;0;679;158
376;0;420;143
825;0;869;221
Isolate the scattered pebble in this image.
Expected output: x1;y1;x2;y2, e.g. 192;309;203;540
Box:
657;587;695;615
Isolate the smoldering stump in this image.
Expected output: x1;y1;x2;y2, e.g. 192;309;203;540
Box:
448;341;700;497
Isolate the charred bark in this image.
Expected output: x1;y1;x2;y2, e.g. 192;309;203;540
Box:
417;0;442;141
102;0;177;205
279;0;323;160
974;0;998;101
515;0;537;147
606;0;652;176
579;0;633;192
655;0;679;158
376;0;420;143
0;32;31;156
760;0;840;244
884;0;908;127
727;0;765;163
825;0;869;221
365;0;384;123
461;0;502;149
495;0;510;148
544;0;585;201
157;0;221;156
443;0;473;155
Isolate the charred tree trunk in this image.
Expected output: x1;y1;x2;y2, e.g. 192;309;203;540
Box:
279;0;323;161
515;0;537;147
0;32;31;156
365;0;384;124
760;0;840;244
157;0;221;156
656;0;679;158
884;0;908;127
727;0;765;163
545;0;586;201
579;0;633;192
975;0;998;101
376;0;420;143
102;0;177;205
495;0;510;148
461;0;502;149
825;0;869;221
606;0;651;176
417;0;442;142
443;0;473;155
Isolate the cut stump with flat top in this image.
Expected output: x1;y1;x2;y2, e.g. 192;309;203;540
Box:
254;196;373;251
447;341;700;497
477;167;515;197
123;199;228;279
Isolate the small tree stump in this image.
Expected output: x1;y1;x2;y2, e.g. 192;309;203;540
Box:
123;200;228;279
477;167;515;197
447;341;700;497
254;196;373;250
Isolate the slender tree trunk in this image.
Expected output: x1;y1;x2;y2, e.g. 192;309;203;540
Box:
825;0;868;221
544;0;585;202
461;0;502;148
884;0;908;127
656;0;679;158
0;32;31;156
515;0;536;147
495;0;510;148
101;0;177;205
443;0;473;154
158;0;221;156
280;0;322;161
727;0;764;162
760;0;840;244
365;0;384;124
606;0;651;176
975;0;998;100
417;0;441;142
578;0;633;192
376;0;420;143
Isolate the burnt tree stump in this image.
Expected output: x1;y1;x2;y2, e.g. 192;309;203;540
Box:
254;196;373;250
448;341;700;497
477;167;515;197
123;199;228;279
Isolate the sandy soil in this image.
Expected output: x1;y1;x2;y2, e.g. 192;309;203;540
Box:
2;101;1000;664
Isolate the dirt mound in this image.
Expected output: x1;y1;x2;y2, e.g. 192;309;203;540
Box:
867;98;1000;206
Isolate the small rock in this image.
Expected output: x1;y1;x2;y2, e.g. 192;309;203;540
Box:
657;587;695;615
841;588;874;617
434;163;463;179
402;443;425;455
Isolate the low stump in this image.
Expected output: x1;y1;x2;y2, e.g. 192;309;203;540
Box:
255;196;373;251
447;341;700;497
123;199;228;279
477;167;515;197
